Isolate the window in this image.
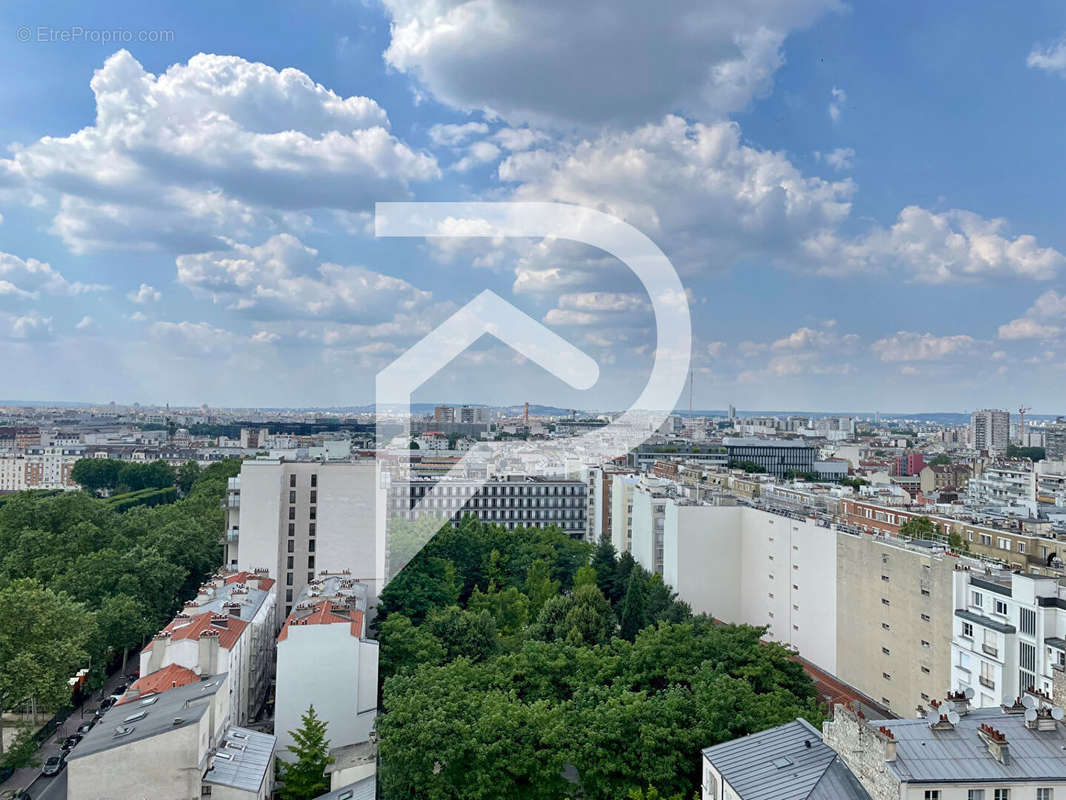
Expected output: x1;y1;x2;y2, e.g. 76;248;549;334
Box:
289;474;296;487
287;523;295;536
967;792;984;800
287;540;294;553
287;556;294;569
307;571;314;582
286;572;293;586
285;589;292;602
1021;608;1036;635
310;473;317;487
962;621;973;638
1019;542;1026;554
288;490;296;504
308;539;315;553
1037;789;1053;800
994;599;1007;616
972;590;983;607
310;490;317;504
924;791;941;800
288;507;295;520
308;555;315;569
994;790;1010;800
309;506;317;520
202;786;213;797
309;522;316;537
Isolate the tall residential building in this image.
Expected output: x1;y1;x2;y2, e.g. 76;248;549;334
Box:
232;459;382;621
459;405;489;424
433;405;455;423
894;451;926;477
584;464;634;544
971;408;1010;454
275;573;379;760
950;568;1066;708
1047;417;1066;461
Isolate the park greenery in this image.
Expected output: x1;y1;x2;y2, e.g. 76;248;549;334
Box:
375;518;825;799
1006;443;1046;461
0;459;240;762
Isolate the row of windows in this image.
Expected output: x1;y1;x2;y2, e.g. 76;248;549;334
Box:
288;473;318;487
924;790;1050;800
396;483;583;497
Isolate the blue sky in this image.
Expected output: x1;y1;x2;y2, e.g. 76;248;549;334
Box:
1;1;1066;413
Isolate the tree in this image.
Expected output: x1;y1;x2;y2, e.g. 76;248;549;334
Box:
531;583;615;646
70;458;123;494
424;606;499;662
176;460;202;494
0;579;95;752
573;564;598;589
898;516;941;540
619;572;648;641
524;559;560;619
377;556;460;625
409;440;420;449
92;593;155;674
590;538;618;600
929;454;951;466
278;706;334;800
378;614;446;682
468;585;530;636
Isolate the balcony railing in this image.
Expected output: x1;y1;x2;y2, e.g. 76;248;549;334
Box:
979;675;995;689
982;643;999;658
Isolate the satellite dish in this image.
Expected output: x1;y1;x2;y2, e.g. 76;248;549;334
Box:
1025;708;1039;722
964;687;975;699
1052;707;1064;721
1023;695;1038;710
947;711;961;725
926;709;939;725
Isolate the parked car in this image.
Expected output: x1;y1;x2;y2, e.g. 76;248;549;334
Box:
98;696;116;712
61;734;82;751
76;720;94;735
41;753;65;777
125;672;139;684
113;683;128;696
1;789;33;800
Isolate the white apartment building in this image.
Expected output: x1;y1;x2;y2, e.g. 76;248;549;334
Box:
139;570;276;726
971;409;1011;455
610;473;645;553
628;480;673;576
967;464;1037;512
233;459;383;620
951;568;1066;708
0;453;27;491
68;673;276;800
275;574;379;759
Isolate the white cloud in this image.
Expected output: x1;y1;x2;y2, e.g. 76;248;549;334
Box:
127;283;162;304
870;331;975;362
0;250;106;297
10;311;54;341
706;341;727;358
1027;37;1066;76
250;330;281;344
452;140;502;172
804;206;1066;283
1029;289;1066;318
503;116;854;271
557;292;645;312
176;233;434;323
828;86;846;122
815;147;854;170
381;0;840;127
543;308;600;326
75;316;94;330
997;317;1061;341
2;50;439;253
428;121;490;146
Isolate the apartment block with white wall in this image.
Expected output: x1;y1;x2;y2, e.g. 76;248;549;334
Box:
275;573;379;759
951;568;1066;708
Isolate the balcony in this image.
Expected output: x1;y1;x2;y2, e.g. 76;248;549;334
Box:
982;643;999;658
979;675;996;689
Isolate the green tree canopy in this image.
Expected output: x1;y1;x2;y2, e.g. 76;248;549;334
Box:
278;705;334;800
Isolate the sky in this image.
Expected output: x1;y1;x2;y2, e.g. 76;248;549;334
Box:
1;1;1066;413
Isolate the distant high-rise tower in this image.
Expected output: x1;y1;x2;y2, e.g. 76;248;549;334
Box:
1047;418;1066;461
970;409;1010;454
728;404;736;421
433;405;455;423
524;402;529;423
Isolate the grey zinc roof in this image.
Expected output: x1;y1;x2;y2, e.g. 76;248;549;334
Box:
312;775;376;800
701;718;871;800
881;708;1066;784
955;608;1017;634
202;727;276;793
67;673;227;760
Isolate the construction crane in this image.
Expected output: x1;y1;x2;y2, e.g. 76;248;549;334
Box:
1019;406;1032;446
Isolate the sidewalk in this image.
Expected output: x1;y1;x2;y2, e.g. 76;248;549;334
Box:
0;671;131;797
